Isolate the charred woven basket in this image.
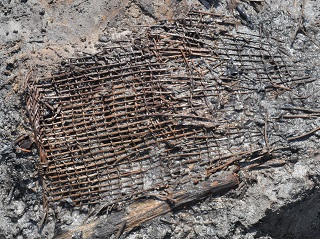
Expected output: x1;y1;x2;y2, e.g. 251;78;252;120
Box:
26;10;309;209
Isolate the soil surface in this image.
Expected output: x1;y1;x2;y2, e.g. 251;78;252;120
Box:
0;0;319;238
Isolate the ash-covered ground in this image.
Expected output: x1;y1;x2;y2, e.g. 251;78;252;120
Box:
0;0;319;238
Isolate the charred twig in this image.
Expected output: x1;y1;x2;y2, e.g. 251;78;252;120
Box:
245;158;286;170
288;126;320;141
281;107;320;114
282;114;320;119
264;111;270;149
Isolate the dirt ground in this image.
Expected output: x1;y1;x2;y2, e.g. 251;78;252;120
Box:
0;0;320;238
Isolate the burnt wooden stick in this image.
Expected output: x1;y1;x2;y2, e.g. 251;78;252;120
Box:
54;173;239;239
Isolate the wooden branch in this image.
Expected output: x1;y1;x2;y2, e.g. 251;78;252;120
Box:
54;173;239;239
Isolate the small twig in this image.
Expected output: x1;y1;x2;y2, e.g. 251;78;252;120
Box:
288;126;320;141
283;114;319;119
264;112;269;149
246;159;286;170
281;107;320;114
271;83;291;91
16;147;32;153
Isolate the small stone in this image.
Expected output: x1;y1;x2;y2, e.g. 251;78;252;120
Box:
11;112;20;121
234;103;243;111
80;205;88;213
98;34;109;43
13;30;18;34
71;231;83;239
80;36;86;42
65;219;73;225
39;9;45;15
12;201;26;217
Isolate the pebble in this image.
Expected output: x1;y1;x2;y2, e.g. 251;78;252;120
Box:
98;34;109;43
39;9;45;15
34;205;39;211
234;103;243;111
13;201;26;217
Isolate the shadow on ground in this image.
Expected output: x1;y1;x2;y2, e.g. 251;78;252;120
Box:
253;187;320;239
